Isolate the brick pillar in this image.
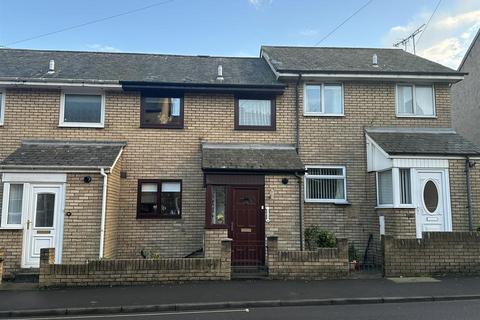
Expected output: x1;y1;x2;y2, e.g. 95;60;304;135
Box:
204;229;229;259
39;248;55;287
220;239;232;280
336;238;348;260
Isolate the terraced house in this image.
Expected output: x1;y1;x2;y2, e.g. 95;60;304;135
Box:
0;46;479;280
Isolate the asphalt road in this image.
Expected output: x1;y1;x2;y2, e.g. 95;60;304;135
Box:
11;300;480;320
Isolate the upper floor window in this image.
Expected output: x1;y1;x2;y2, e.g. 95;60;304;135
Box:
0;90;5;126
304;166;347;203
396;84;435;117
137;180;182;219
304;83;343;116
59;92;105;128
235;96;276;130
141;95;183;129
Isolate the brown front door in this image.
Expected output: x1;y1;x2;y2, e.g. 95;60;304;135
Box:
229;186;265;266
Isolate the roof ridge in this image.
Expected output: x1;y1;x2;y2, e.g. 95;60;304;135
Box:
261;45;403;50
0;48;260;60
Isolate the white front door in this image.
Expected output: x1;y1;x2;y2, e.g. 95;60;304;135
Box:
415;170;452;238
22;185;64;268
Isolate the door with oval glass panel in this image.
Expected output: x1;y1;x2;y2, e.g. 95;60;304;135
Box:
415;170;452;238
22;185;64;268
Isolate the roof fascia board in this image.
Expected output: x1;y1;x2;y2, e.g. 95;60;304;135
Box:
260;51;281;80
0;80;122;90
276;72;464;82
458;28;480;71
365;134;391;159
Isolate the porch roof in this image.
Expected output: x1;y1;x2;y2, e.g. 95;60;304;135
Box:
0;140;126;171
366;128;480;156
201;143;305;173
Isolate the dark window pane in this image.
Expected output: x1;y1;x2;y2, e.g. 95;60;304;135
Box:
35;193;55;227
140;183;158;215
64;94;102;123
400;169;412;204
143;97;182;126
160;182;181;216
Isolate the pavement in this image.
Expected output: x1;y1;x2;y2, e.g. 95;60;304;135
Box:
1;277;480;318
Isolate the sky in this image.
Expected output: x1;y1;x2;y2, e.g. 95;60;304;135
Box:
0;0;479;69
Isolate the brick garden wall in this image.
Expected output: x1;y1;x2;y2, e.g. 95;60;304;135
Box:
39;239;232;287
383;232;480;277
267;236;349;280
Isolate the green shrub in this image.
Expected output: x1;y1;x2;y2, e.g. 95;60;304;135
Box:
304;226;337;250
477;226;480;232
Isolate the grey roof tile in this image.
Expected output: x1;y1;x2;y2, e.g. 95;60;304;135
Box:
367;129;480;156
0;48;281;86
0;140;125;169
262;46;462;75
202;143;304;172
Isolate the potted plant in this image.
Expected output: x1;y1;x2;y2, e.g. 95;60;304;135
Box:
348;242;359;271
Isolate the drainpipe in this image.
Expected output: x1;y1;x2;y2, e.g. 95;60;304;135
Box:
295;75;302;153
99;168;108;259
294;75;304;250
465;157;474;231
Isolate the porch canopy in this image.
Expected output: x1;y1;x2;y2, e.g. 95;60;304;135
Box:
0;140;126;171
201;143;304;174
366;128;480;171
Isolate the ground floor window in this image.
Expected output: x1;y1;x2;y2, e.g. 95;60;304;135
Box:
376;168;412;207
1;183;24;228
137;180;182;219
304;166;347;203
206;185;228;228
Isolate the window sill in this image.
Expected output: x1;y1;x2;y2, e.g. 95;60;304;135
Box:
305;200;350;205
140;125;184;129
136;215;182;220
59;123;104;128
234;126;276;131
395;115;437;119
304;113;344;117
0;226;23;230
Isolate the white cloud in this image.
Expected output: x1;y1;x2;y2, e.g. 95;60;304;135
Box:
85;44;121;52
384;2;480;69
299;29;319;37
248;0;272;9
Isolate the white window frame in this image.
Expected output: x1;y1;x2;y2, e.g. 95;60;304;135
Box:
1;182;27;229
376;167;415;208
59;91;105;128
0;89;5;126
304;83;344;116
304;165;347;204
395;83;436;118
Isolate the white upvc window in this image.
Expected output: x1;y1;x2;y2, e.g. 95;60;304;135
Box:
376;168;413;208
304;166;347;203
0;89;5;126
1;183;26;229
59;91;105;128
304;83;344;116
396;84;435;117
